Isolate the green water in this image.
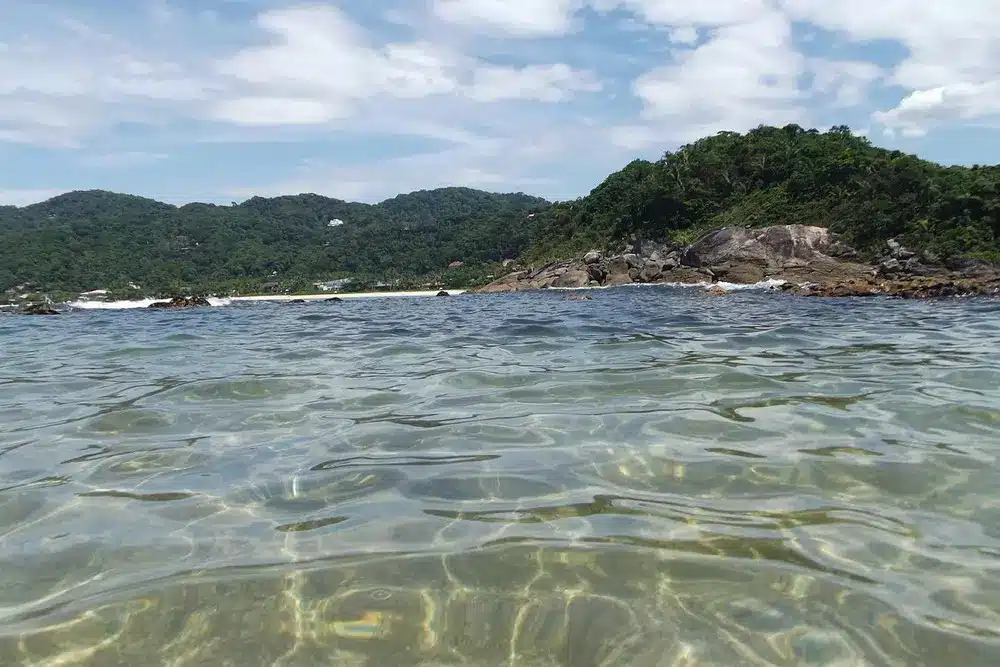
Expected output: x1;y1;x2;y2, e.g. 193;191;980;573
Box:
2;288;1000;665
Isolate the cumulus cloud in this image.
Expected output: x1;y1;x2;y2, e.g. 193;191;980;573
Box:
0;16;213;147
433;0;585;36
809;59;884;108
213;5;600;126
598;0;772;27
468;64;601;102
874;82;1000;137
780;0;1000;135
612;6;805;147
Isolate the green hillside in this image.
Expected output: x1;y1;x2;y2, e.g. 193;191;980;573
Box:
0;187;548;294
3;124;998;296
525;125;1000;264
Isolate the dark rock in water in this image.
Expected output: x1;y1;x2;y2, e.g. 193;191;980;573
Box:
288;299;307;304
436;290;450;296
326;297;343;302
567;293;593;301
22;303;60;316
148;296;211;309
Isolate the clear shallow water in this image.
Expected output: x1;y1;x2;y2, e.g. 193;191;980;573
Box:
2;287;1000;666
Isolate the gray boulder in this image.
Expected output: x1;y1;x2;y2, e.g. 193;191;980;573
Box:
552;268;591;288
683;225;836;269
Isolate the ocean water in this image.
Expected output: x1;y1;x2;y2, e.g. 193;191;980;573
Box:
2;287;1000;666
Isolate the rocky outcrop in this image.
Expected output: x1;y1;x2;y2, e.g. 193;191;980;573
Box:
681;225;862;284
472;224;1000;299
683;225;833;268
148;296;211;309
21;303;60;315
785;276;1000;299
476;237;710;293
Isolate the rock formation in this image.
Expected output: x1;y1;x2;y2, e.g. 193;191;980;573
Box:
148;296;211;309
21;303;60;315
473;225;1000;299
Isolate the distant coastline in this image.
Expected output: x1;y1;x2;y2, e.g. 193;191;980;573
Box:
65;289;468;310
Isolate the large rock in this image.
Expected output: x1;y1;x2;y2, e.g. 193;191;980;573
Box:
552;268;591;288
472;223;1000;298
22;303;60;316
683;225;835;269
148;296;211;309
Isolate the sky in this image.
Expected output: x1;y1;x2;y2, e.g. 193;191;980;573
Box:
1;0;999;206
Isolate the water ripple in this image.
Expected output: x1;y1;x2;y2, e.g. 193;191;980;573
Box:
2;288;1000;665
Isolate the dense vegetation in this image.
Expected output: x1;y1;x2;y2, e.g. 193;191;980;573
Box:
526;125;1000;264
3;125;998;296
0;188;547;295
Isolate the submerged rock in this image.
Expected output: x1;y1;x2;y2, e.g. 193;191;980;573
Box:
148;296;211;309
567;293;593;301
436;290;450;296
326;297;343;302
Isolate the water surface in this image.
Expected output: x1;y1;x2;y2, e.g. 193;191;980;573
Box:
2;287;1000;666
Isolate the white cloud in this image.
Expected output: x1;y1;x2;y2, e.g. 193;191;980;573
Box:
874;82;1000;137
0;11;215;146
809;59;884;108
596;0;771;27
468;64;601;102
213;6;459;125
614;7;805;147
780;0;1000;135
668;26;699;46
211;97;348;126
433;0;584;36
213;5;600;126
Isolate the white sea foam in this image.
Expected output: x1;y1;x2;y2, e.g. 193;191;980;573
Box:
66;297;232;310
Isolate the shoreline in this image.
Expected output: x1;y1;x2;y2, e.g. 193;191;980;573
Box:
65;289;466;310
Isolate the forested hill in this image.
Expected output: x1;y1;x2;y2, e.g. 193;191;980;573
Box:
0;187;549;293
3;125;999;295
525;125;1000;264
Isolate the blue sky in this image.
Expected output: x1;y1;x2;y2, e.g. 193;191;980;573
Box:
2;0;999;206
